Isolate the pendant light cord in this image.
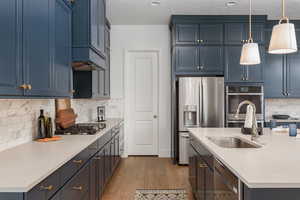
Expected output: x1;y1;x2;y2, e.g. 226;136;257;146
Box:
282;0;285;18
248;0;253;42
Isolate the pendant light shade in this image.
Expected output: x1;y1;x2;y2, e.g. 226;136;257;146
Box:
268;0;298;54
269;21;297;54
240;42;261;65
240;0;261;65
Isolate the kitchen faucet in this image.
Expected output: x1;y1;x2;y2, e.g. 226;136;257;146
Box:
235;100;259;141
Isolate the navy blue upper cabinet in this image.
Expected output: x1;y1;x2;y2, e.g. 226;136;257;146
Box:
0;0;72;98
225;23;264;45
54;0;72;97
199;24;223;45
0;0;23;96
264;54;285;98
287;51;300;97
72;0;106;69
175;24;223;45
23;0;54;97
175;24;199;45
225;46;264;83
199;46;224;74
175;46;199;73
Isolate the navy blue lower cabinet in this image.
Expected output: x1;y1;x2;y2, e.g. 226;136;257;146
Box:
225;46;263;83
0;0;23;96
199;46;224;74
53;0;72;97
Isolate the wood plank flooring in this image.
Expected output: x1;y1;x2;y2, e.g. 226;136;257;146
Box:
102;157;193;200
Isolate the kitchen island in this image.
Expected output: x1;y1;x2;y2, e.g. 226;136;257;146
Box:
188;128;300;200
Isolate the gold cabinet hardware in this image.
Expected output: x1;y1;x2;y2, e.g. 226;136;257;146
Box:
196;39;200;43
27;84;32;90
19;84;27;90
71;90;75;94
72;186;83;191
72;160;83;164
200;39;204;43
40;185;53;191
199;163;208;168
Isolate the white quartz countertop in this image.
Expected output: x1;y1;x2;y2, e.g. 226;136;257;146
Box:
0;118;123;193
188;128;300;188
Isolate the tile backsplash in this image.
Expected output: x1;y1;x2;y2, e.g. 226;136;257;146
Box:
0;98;123;152
265;98;300;121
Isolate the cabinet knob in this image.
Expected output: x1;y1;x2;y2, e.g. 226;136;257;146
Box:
40;185;53;191
199;163;208;168
196;39;200;43
69;0;75;3
72;186;83;191
71;90;75;94
72;160;83;164
200;40;204;43
27;84;32;90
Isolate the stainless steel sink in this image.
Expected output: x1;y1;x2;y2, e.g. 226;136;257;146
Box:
207;136;261;148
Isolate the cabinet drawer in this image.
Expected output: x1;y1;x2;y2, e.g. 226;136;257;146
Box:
61;148;90;184
26;170;60;200
61;163;90;200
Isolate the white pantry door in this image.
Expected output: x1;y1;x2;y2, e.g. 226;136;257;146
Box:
126;51;159;155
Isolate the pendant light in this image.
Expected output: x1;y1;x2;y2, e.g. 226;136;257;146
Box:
240;0;261;65
269;0;297;54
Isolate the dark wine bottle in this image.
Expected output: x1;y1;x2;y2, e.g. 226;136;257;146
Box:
46;117;53;138
38;109;46;139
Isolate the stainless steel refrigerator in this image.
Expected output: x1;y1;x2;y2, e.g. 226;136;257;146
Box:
178;77;224;164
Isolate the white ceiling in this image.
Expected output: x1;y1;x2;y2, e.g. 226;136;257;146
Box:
107;0;300;25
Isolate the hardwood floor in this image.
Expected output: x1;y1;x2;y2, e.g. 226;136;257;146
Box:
102;157;193;200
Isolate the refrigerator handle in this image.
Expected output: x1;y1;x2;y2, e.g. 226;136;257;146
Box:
199;79;203;127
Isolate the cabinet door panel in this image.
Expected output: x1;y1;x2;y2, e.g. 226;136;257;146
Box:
264;54;284;98
225;46;245;82
90;0;98;51
175;46;199;73
54;0;72;97
288;51;300;97
189;144;197;196
92;69;105;98
196;156;205;200
200;24;223;44
199;46;223;74
97;0;105;55
225;23;246;44
23;0;53;96
251;24;265;44
104;52;110;97
175;24;199;44
0;0;23;96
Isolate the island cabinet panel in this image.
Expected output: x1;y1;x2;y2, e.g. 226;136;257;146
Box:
0;0;23;96
225;46;264;83
0;194;23;200
243;186;300;200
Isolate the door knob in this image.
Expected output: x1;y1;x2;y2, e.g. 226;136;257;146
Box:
153;115;158;119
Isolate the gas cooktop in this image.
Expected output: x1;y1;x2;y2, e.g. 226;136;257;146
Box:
55;123;106;135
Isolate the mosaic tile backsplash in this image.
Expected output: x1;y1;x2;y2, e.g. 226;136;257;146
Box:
0;98;123;152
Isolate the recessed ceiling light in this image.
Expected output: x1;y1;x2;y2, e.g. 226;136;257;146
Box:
151;0;161;6
226;1;238;7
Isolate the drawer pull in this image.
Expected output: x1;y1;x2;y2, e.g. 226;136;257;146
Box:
40;185;53;191
72;186;83;191
199;163;208;168
73;160;83;164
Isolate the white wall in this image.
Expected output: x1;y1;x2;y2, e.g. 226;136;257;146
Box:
110;25;171;157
